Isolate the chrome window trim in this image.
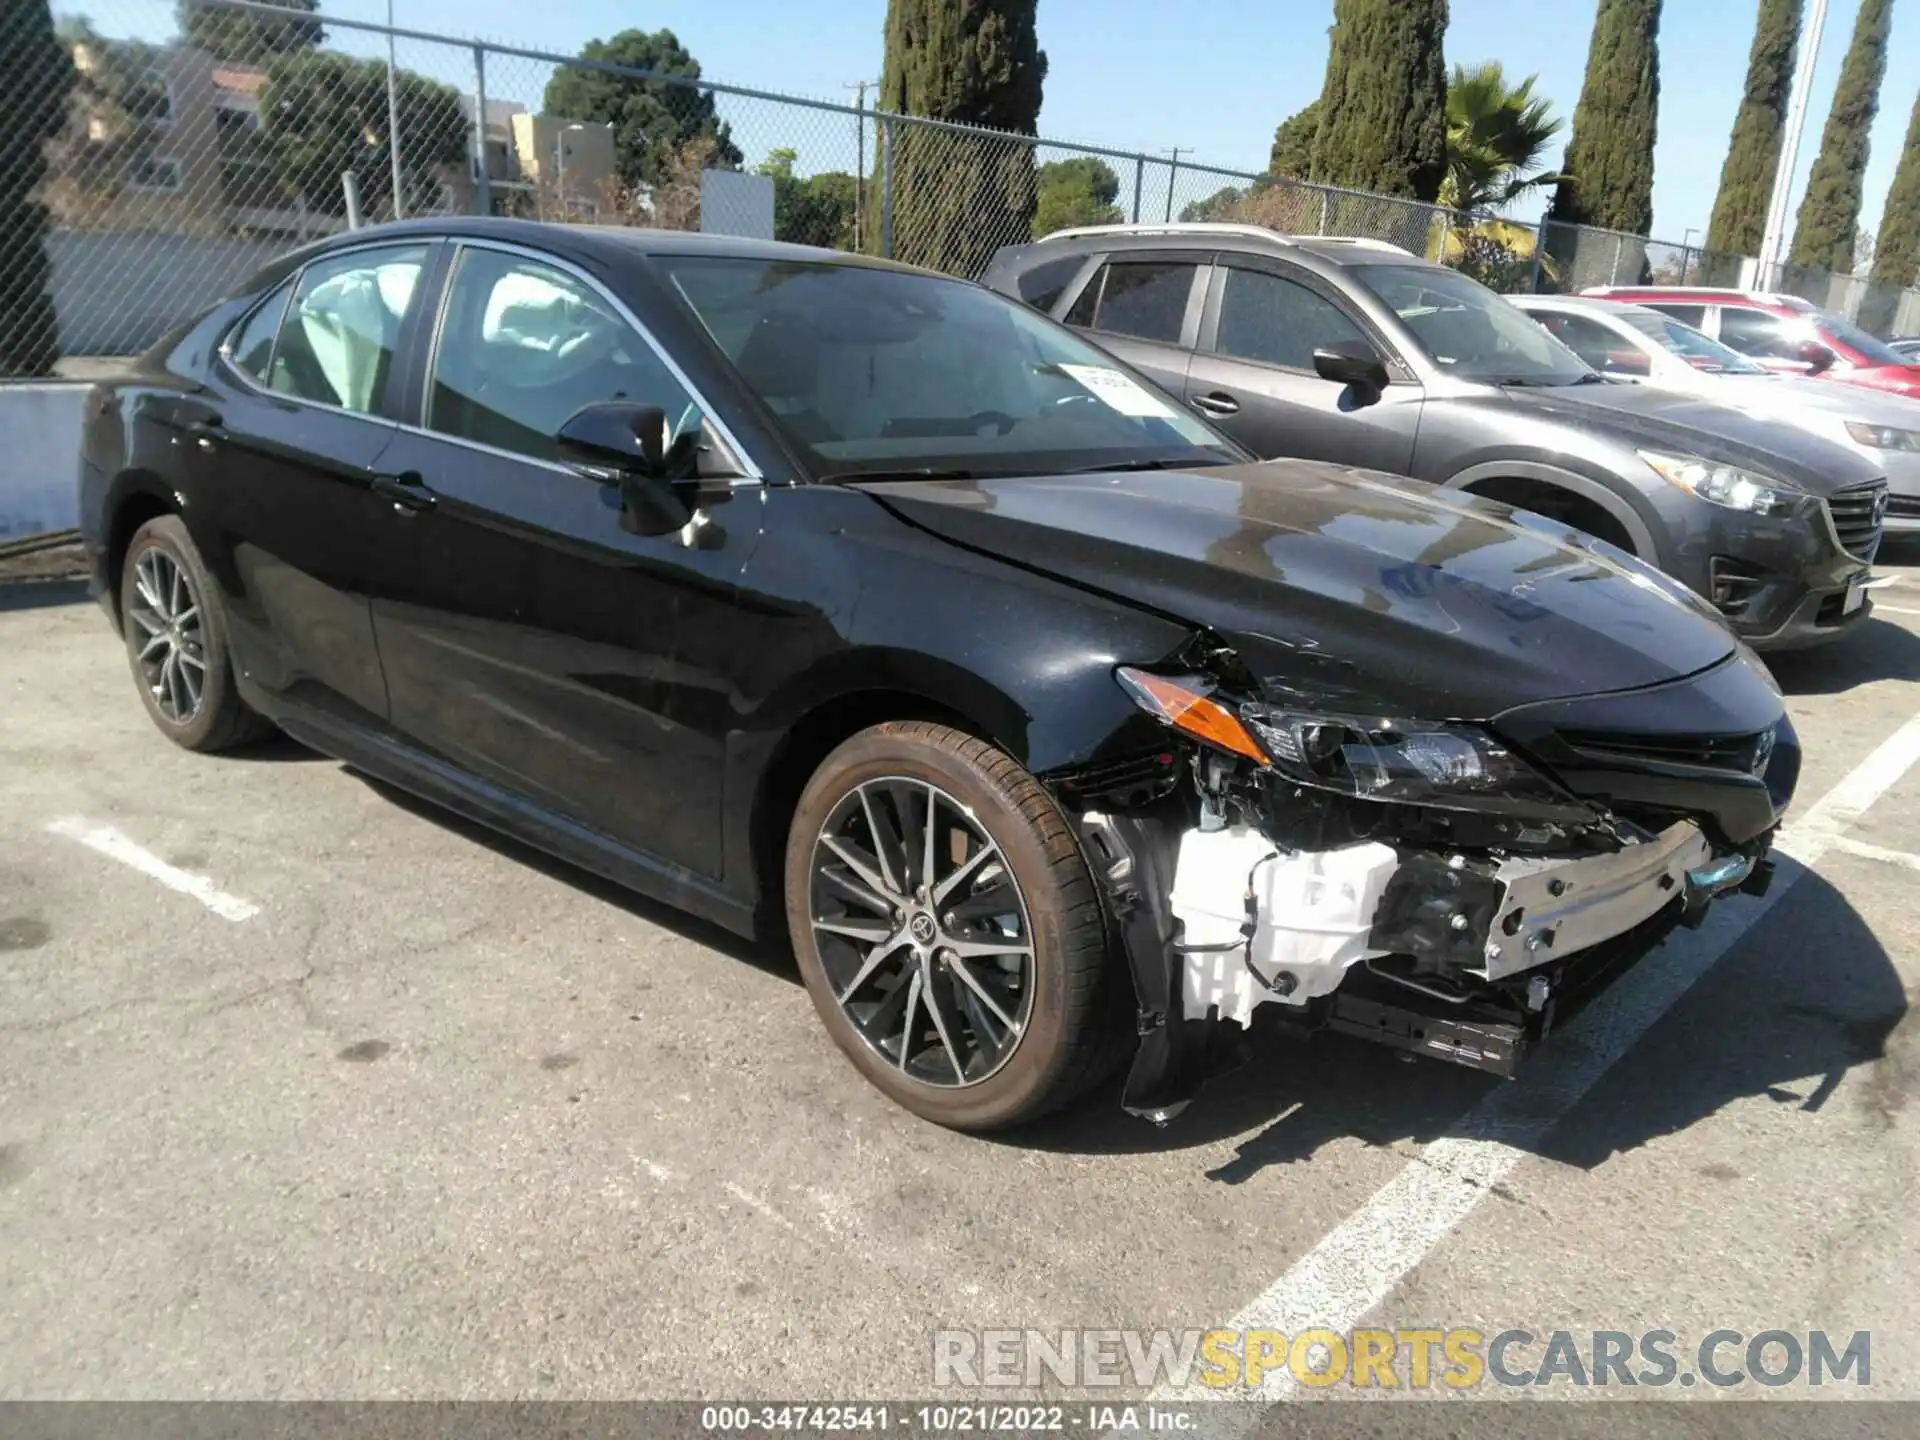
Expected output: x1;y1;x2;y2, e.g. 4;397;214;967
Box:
427;237;764;484
214;238;436;424
385;417;762;491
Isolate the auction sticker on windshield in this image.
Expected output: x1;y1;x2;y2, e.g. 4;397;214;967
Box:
1057;363;1181;418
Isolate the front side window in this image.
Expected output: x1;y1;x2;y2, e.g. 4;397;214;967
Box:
1811;310;1908;366
428;247;698;464
1356;263;1592;385
1715;307;1808;361
661;257;1234;479
263;244;427;413
1533;311;1648;374
1616;309;1764;373
1215;267;1372;370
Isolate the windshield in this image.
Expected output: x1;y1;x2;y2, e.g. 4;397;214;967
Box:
1356;263;1594;384
658;257;1238;478
1616;309;1767;373
1814;309;1912;367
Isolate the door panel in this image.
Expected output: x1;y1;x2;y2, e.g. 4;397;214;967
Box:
1187;262;1420;471
370;244;762;877
201;241;434;728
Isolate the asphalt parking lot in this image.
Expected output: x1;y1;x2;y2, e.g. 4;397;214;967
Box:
4;546;1920;1408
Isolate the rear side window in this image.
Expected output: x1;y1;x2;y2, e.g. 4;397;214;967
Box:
1215;267;1371;370
1012;255;1086;314
1067;261;1198;344
257;244;429;413
1647;303;1706;329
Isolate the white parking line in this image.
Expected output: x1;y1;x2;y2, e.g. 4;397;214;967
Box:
44;816;261;922
1828;835;1920;873
1154;710;1920;1410
1871;602;1920;617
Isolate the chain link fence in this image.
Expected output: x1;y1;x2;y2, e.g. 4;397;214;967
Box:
6;0;1920;375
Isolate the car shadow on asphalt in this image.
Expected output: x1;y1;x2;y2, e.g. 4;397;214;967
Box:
0;577;91;613
1768;613;1920;696
1007;865;1908;1183
348;770;792;980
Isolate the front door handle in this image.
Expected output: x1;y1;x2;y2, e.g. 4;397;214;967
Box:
1191;391;1240;417
370;471;435;513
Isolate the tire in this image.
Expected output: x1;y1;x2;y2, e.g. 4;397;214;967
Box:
120;515;274;753
784;721;1123;1131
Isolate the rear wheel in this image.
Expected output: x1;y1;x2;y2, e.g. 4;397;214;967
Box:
785;721;1121;1130
120;515;273;752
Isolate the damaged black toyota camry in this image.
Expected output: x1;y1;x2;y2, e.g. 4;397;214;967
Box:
78;220;1797;1131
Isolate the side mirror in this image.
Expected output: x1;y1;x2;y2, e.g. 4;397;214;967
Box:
1312;340;1390;406
1796;340;1836;374
559;401;697;538
557;401;669;474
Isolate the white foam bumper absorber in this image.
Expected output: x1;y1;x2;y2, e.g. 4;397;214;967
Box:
1168;826;1401;1026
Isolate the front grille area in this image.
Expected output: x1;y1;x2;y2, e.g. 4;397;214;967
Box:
1562;730;1771;773
1826;482;1887;560
1889;494;1920;520
1049;748;1182;807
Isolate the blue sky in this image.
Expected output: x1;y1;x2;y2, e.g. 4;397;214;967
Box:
87;0;1920;251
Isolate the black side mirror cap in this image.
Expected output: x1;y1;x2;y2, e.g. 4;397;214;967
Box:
1312;341;1390;402
557;401;670;475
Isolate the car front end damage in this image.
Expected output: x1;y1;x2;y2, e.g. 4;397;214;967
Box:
1047;636;1797;1123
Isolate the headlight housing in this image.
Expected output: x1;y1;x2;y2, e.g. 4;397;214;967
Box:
1241;706;1588;818
1639;450;1800;515
1844;421;1920;452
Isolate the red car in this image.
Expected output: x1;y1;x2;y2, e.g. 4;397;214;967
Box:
1584;286;1920;402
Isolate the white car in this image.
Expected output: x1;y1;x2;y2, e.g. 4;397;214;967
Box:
1513;294;1920;535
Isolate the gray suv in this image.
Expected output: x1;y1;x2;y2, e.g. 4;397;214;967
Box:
983;224;1889;648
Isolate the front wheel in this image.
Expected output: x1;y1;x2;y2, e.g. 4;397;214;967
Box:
784;721;1122;1131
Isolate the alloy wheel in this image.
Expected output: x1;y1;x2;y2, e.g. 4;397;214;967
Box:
808;777;1036;1088
128;548;206;725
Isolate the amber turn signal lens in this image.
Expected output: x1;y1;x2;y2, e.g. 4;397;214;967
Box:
1114;667;1269;765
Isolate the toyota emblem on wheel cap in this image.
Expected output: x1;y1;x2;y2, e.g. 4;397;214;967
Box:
910;913;937;943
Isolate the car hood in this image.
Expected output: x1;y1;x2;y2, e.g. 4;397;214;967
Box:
1833;362;1920;401
1710;372;1920;426
1485;382;1884;495
858;461;1737;719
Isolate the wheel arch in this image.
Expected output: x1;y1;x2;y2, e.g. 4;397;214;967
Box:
1443;460;1661;560
102;475;181;631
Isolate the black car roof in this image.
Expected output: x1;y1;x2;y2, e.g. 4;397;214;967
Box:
293;215;928;275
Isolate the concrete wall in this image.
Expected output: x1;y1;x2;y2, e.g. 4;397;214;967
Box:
0;385;87;540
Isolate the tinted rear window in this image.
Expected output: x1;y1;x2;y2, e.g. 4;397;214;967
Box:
1012;255;1086;314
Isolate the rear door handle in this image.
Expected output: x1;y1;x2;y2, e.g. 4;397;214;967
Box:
1191;391;1240;416
183;415;227;450
370;471;435;513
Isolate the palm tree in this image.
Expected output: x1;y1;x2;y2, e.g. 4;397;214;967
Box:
1440;61;1566;215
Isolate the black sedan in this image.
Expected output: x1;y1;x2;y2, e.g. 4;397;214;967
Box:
79;219;1795;1131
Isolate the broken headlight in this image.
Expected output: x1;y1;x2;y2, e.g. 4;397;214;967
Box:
1240;707;1588;820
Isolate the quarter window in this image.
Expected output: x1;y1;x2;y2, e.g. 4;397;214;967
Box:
1012;255;1087;315
1069;261;1198;344
1215;267;1371;370
427;247;699;464
227;281;294;384
261;244;428;413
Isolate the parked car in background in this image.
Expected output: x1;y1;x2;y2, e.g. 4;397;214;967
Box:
1513;294;1919;536
985;224;1888;647
1586;286;1920;403
78;218;1796;1132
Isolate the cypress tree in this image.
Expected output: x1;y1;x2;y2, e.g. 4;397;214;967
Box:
1309;0;1449;201
1268;99;1322;180
1547;0;1663;234
1870;91;1920;289
1706;0;1800;257
877;0;1046;276
0;0;73;376
1789;0;1891;273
